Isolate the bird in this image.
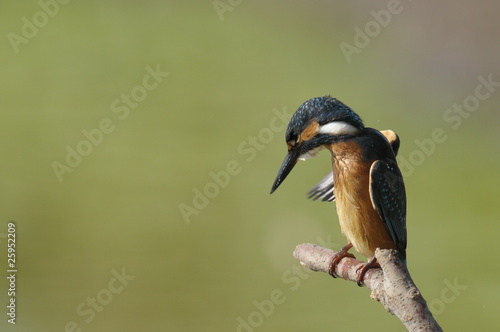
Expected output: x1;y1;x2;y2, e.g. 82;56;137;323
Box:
270;96;406;286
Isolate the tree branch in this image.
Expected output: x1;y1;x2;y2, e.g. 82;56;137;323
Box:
293;243;443;332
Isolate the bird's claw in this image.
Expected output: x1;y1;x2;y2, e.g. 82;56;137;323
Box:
355;258;380;287
328;243;355;278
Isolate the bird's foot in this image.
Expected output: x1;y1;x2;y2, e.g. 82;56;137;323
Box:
355;257;380;287
328;243;355;278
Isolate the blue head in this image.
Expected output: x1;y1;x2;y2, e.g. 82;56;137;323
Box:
271;96;364;193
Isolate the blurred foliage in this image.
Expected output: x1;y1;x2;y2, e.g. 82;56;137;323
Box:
0;0;499;331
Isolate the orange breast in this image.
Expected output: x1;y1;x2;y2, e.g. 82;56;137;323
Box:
328;142;396;259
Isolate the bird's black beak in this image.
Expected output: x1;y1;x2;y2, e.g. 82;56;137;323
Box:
270;148;301;194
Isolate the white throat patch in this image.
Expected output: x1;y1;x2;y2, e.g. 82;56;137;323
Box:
317;121;360;136
299;146;324;161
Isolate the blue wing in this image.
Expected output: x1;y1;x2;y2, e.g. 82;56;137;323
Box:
369;160;407;260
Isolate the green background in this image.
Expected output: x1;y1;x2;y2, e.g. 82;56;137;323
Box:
1;0;499;331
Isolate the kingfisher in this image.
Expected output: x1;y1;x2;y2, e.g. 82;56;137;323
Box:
270;96;406;286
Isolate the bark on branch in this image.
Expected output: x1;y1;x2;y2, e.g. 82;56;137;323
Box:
293;243;443;332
